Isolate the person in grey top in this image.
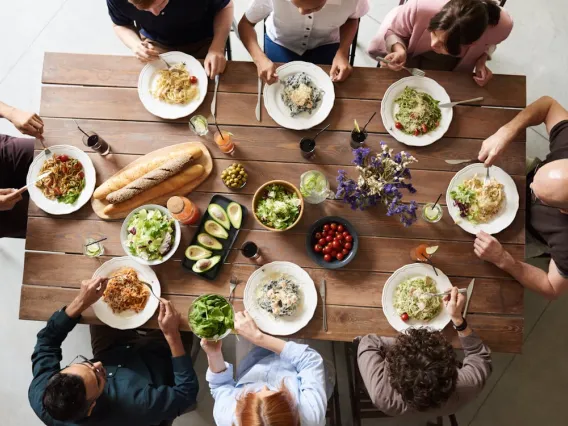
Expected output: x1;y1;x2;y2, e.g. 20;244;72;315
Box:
357;287;492;417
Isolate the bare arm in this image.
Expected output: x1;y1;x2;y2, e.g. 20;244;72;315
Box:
330;18;359;82
112;24;161;62
210;0;234;55
237;15;278;84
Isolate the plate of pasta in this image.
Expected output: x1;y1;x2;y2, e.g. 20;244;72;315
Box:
138;51;208;119
381;76;452;146
26;145;96;215
92;257;161;329
264;61;335;130
382;263;452;332
446;163;519;235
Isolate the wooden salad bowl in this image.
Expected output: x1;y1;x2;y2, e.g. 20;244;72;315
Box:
252;180;304;232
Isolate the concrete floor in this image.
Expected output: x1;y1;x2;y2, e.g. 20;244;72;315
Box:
2;1;568;425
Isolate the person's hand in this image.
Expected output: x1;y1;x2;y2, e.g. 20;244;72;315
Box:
443;286;466;324
256;56;278;85
474;231;514;270
204;49;227;79
9;108;44;138
0;188;23;211
66;277;108;318
132;40;161;63
330;52;352;82
381;49;407;71
473;58;493;87
200;338;222;356
234;310;263;343
158;298;182;340
477;127;513;166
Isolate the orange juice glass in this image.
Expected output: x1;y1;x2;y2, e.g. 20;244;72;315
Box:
214;131;235;154
410;244;431;262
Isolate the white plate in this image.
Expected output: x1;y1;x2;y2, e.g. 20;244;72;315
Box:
138;51;208;119
382;263;452;332
381;76;452;146
26;145;96;215
446;163;519;235
92;257;161;330
243;261;317;336
121;204;181;266
263;61;335;130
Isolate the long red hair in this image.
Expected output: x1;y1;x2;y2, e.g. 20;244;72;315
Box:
235;383;300;426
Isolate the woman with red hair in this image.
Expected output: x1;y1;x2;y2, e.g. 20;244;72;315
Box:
202;311;331;426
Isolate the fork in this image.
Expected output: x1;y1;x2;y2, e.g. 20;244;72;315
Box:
424;288;468;298
38;137;51;157
484;166;491;186
109;274;160;301
228;275;238;302
376;56;426;77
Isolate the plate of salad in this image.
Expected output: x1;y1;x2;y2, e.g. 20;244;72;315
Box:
120;204;181;265
381;76;452;147
188;294;234;341
252;180;304;231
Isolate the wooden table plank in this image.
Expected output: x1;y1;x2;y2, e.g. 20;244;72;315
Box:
19;284;523;352
39;118;527;174
42;53;527;107
25;217;523;279
40;86;522;140
23;252;523;315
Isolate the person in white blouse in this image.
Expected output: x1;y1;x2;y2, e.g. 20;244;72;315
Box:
202;310;332;426
238;0;369;84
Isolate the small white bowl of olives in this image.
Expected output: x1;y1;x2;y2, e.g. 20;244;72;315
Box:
221;163;248;189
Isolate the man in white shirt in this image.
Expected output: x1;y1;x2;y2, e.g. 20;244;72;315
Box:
238;0;369;84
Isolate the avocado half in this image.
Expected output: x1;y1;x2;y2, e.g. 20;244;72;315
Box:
208;203;231;230
227;202;242;229
204;220;229;239
185;245;212;261
197;233;223;250
192;255;221;273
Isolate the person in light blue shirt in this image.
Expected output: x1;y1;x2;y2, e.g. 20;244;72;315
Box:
201;310;331;426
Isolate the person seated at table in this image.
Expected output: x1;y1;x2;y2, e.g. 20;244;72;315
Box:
475;96;568;299
106;0;234;78
28;277;199;426
358;287;492;416
367;0;513;87
0;101;44;239
238;0;370;84
201;310;331;425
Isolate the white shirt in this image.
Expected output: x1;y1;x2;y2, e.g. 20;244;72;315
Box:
245;0;370;56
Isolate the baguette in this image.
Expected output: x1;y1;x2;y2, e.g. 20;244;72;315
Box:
103;164;204;216
93;146;202;200
106;153;194;204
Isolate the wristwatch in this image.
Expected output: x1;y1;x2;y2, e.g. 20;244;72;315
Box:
452;317;468;332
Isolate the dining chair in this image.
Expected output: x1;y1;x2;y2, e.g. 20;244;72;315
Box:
326;341;343;426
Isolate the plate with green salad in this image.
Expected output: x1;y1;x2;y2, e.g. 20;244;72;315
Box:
121;205;181;266
381;76;452;147
253;180;304;231
188;294;234;341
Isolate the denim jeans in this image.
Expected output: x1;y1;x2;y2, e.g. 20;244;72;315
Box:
264;33;339;65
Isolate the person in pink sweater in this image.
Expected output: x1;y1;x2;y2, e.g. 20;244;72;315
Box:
367;0;513;86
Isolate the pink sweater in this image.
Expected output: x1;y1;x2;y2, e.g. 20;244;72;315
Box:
367;0;513;72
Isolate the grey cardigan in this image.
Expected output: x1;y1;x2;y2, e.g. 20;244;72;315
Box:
357;332;492;417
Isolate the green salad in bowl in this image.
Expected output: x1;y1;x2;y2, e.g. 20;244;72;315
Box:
188;294;234;341
253;181;303;231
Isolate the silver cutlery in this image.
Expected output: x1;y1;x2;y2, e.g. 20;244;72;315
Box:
319;279;327;332
484;165;491;185
445;159;475;165
228;275;238;302
376;56;425;77
109;274;160;301
38;137;52;157
211;74;220;120
15;171;51;196
256;78;262;122
424;288;468;298
463;279;475;319
438;97;484;108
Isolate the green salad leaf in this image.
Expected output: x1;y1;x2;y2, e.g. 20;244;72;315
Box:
188;294;234;339
126;208;175;261
256;184;301;230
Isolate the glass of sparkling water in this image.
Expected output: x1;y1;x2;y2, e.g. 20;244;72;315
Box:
189;115;209;136
300;170;332;204
421;203;443;223
83;238;104;258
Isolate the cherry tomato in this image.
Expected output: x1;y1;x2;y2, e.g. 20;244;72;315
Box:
324;254;332;262
395;121;403;130
330;223;338;230
421;123;428;133
323;224;330;231
401;313;409;322
332;241;341;249
345;235;353;243
190;75;198;84
315;232;322;239
413;129;420;136
58;155;69;162
331;250;338;257
337;234;344;241
344;242;352;250
325;235;333;243
314;244;323;253
337;224;344;232
336;252;344;261
342;248;349;255
323;246;331;254
318;238;326;246
78;171;85;179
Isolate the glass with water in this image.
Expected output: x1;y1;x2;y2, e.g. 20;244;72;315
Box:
300;170;332;204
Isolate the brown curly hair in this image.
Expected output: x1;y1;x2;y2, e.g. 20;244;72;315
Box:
385;328;458;411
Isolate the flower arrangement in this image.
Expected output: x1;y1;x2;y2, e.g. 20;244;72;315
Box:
336;143;418;226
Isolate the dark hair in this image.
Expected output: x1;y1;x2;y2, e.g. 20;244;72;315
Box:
42;373;89;421
386;328;458;411
428;0;501;56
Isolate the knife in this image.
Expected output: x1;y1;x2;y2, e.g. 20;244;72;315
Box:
211;74;220;119
438;97;484;108
319;279;327;332
463;278;475;319
444;159;475;165
14;171;52;196
255;78;262;122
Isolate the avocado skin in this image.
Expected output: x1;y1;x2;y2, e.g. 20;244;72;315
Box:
208;204;231;230
227;202;242;229
185;245;212;261
197;233;223;250
192;255;221;273
204;220;229;239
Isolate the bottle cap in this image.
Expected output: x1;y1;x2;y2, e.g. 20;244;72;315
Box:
167;196;184;214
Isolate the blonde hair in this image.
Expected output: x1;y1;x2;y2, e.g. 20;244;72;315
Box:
235;383;300;426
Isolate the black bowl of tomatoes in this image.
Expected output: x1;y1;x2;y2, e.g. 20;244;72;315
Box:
306;216;358;269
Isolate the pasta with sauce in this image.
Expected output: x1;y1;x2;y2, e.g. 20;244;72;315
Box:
103;268;149;314
35;155;85;204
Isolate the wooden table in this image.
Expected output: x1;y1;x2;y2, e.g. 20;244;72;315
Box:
20;53;526;353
